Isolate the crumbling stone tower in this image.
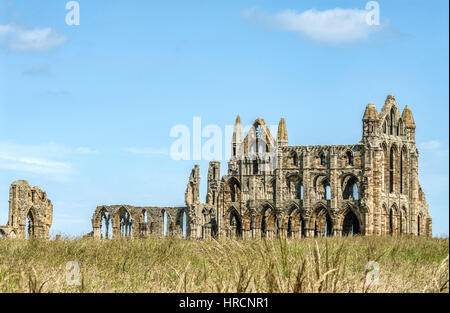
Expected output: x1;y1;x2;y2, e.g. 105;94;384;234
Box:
0;180;53;239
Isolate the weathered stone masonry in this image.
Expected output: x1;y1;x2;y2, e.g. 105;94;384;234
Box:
91;95;432;239
0;180;53;239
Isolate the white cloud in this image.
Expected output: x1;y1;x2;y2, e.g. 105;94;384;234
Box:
241;7;384;44
0;24;67;52
0;141;99;181
124;147;169;156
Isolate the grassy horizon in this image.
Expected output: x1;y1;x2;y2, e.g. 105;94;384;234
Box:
0;236;448;293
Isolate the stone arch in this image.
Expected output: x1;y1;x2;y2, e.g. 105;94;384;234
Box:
389;106;397;135
388;204;399;235
25;207;37;239
176;208;189;238
389;144;399;193
283;203;305;238
397;118;404;136
399;206;407;235
340;205;362;236
383;117;388;134
243;119;275;157
161;208;168;236
319;151;326;166
118;207;132;238
101;208;113;239
267;178;276;201
286;173;301;200
314;175;330;200
227;177;241;202
286;150;298;168
228;207;242;239
417;213;423;236
342;174;359;200
262;206;278;239
346;150;354;166
400;146;408;194
382;142;389;193
309;205;333;237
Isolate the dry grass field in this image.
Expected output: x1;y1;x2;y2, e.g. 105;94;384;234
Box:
0;236;448;293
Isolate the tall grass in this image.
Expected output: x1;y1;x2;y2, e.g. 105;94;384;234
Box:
0;236;448;293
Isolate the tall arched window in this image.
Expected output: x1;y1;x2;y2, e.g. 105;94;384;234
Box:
181;210;187;238
101;210;112;239
343;175;359;200
397;119;403;136
342;209;361;236
389;146;395;193
390;108;395;135
400;147;407;194
26;210;35;239
417;215;421;236
229;178;240;202
346;151;353;166
261;215;267;238
229;210;242;238
120;210;132;238
163;210;168;236
400;149;403;194
383;143;388;193
320;153;326;166
399;211;403;235
389;209;393;235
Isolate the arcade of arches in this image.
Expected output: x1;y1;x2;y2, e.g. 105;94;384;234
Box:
1;95;431;240
89;95;431;239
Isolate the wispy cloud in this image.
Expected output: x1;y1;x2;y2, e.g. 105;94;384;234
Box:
419;140;446;152
124;147;169;156
241;7;384;44
75;147;99;155
0;141;99;181
0;24;67;52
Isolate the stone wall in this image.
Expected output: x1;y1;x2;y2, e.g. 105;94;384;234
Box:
90;95;432;240
0;180;53;239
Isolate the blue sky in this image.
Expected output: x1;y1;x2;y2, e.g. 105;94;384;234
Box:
0;0;448;237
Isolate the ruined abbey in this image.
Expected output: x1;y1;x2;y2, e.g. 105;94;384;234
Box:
0;95;433;240
0;180;53;239
91;95;432;240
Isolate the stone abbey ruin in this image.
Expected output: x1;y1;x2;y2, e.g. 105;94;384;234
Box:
90;95;432;239
0;180;53;239
0;95;433;239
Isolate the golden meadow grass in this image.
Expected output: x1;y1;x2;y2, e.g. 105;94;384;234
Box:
0;236;448;293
